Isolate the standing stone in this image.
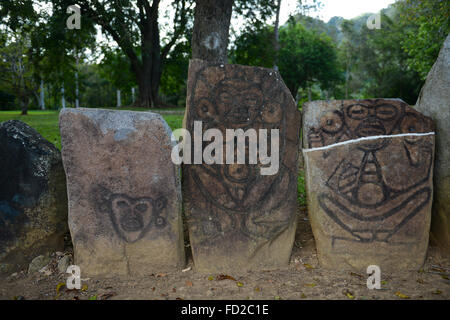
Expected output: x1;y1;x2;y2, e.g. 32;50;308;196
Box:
0;120;67;274
303;99;435;271
183;59;301;273
415;35;450;251
59;108;185;277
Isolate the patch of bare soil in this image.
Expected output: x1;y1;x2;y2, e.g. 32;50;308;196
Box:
1;209;448;300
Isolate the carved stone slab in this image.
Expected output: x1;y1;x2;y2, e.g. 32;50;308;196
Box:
59;108;185;277
184;59;301;273
303;99;435;271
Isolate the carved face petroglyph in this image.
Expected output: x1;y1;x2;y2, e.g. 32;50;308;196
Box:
94;186;167;243
307;99;434;245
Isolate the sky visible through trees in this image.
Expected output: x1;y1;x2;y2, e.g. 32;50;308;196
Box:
0;0;448;111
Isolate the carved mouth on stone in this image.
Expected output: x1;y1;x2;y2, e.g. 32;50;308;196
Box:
226;106;251;124
356;120;386;137
120;214;144;232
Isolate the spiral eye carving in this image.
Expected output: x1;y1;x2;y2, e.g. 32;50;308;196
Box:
320;111;344;134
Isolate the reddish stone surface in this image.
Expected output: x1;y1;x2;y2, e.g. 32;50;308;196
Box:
183;59;301;273
59;108;185;277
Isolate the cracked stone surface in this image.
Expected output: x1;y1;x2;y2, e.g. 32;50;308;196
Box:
302;99;436;272
59;108;185;277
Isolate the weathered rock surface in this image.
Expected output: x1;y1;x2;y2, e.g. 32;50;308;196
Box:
415;35;450;251
59;108;185;277
183;59;301;273
57;255;71;273
28;254;50;274
0;120;67;274
303;99;435;271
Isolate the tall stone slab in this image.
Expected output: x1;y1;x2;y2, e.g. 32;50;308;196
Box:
303;99;435;271
184;59;301;273
59;108;185;277
0;120;67;274
415;35;450;251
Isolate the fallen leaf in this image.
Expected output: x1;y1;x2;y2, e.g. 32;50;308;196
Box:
89;295;97;300
432;290;442;295
303;263;314;270
381;280;388;285
55;282;66;299
172;288;176;293
182;266;191;273
151;287;155;291
208;276;214;281
56;282;66;294
81;284;88;291
236;282;244;287
98;292;116;300
305;283;316;287
216;274;236;281
441;275;449;280
176;297;184;300
349;272;363;279
395;291;410;299
156;273;167;278
274;296;281;300
254;287;261;292
186;280;193;287
300;293;307;299
342;289;354;299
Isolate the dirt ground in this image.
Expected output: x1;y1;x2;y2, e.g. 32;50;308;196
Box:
1;208;449;300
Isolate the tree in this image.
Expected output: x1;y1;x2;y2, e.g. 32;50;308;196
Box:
43;0;194;108
1;0;97;111
0;31;38;114
339;11;425;104
278;19;341;100
191;0;234;63
231;25;275;68
192;0;276;63
396;0;450;79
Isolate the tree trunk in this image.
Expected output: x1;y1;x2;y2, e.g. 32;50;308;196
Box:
192;0;234;63
20;94;29;115
273;0;282;70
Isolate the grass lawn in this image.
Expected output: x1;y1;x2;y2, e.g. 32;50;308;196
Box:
0;108;306;207
0;109;184;149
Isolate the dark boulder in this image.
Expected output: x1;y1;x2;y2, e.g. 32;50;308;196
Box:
0;120;67;274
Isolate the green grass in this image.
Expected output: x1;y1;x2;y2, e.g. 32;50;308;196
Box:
0;109;184;150
0;110;62;148
297;169;307;208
